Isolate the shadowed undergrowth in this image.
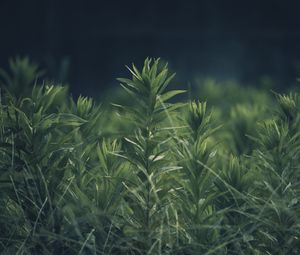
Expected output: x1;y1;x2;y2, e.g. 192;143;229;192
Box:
0;58;299;254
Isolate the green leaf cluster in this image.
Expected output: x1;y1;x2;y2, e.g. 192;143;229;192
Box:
0;58;299;255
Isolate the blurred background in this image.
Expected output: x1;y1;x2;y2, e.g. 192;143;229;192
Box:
1;0;300;97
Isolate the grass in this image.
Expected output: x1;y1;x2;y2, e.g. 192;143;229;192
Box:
0;57;299;254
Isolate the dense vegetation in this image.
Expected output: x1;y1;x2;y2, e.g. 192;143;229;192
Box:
0;58;299;254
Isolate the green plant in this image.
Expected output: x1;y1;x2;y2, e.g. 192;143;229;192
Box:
251;92;300;254
0;57;44;103
172;101;223;254
114;58;185;254
0;57;299;255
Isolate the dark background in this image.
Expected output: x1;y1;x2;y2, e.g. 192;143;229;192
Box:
1;0;300;96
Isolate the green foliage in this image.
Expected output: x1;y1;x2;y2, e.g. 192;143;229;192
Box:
0;57;299;255
0;57;44;102
114;58;185;254
172;101;222;254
